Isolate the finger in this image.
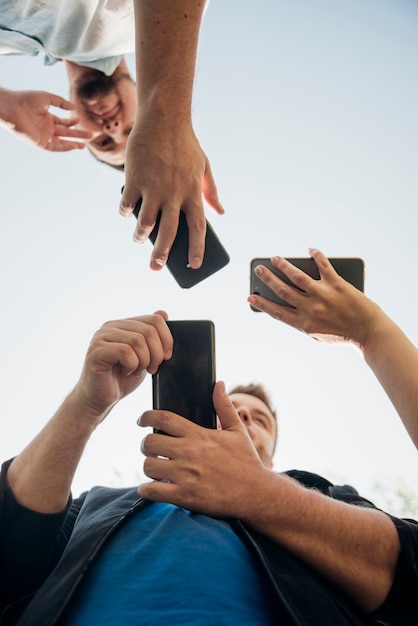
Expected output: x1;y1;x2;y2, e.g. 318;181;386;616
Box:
92;338;150;377
183;204;206;269
140;426;187;460
308;248;338;281
46;93;75;111
53;123;93;139
139;409;195;436
153;309;169;322
202;159;225;215
45;140;87;152
252;263;301;308
96;316;172;374
138;477;176;502
212;381;243;431
247;293;301;328
54;124;93;139
149;205;179;270
270;257;316;295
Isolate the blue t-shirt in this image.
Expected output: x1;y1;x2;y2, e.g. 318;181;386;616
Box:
62;502;286;625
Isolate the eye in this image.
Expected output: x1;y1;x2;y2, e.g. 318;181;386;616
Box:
93;136;113;148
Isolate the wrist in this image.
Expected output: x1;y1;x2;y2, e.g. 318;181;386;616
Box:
62;386;112;434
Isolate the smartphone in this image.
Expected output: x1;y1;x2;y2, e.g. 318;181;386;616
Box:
133;199;230;289
152;320;216;430
250;257;365;311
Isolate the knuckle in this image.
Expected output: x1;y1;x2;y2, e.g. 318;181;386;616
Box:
272;308;284;321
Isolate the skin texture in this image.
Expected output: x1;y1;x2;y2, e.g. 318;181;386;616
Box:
0;87;92;151
119;0;224;270
6;310;401;614
248;248;418;448
65;59;137;167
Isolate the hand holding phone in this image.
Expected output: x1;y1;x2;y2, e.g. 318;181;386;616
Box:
133;199;229;289
250;256;365;311
152;320;216;430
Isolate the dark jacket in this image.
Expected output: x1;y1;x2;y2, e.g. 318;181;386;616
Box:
1;459;417;625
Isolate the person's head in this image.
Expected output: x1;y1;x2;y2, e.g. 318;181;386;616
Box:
66;59;136;170
228;383;278;469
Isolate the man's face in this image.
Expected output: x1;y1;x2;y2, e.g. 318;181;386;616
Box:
71;70;137;167
229;393;277;468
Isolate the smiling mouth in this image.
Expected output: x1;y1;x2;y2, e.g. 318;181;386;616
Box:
89;103;120;121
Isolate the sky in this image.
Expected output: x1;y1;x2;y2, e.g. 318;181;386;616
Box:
1;0;418;512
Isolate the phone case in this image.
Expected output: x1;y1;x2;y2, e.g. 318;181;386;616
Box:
250;257;365;311
152;320;216;429
134;200;230;288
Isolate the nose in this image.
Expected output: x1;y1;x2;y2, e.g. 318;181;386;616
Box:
103;116;122;136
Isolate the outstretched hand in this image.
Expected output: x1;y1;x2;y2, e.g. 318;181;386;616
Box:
248;248;378;348
137;381;271;518
119;121;224;270
1;89;92;151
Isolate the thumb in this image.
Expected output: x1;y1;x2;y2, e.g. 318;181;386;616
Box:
212;381;243;431
202;160;225;215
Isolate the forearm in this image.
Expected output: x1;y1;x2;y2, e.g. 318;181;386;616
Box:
6;388;101;514
241;471;400;613
133;0;207;122
362;310;418;448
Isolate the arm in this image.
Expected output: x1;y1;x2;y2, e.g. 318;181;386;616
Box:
6;312;172;514
137;382;401;614
248;249;418;449
0;88;92;151
119;0;224;271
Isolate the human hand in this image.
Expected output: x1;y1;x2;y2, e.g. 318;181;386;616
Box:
119;120;224;270
73;312;172;425
248;249;379;348
137;381;271;518
0;89;92;151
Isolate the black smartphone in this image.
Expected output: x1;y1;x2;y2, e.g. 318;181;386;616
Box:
152;320;216;430
250;257;365;311
134;199;230;289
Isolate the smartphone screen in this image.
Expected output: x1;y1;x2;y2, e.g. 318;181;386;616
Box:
152;320;216;429
134;200;230;289
250;257;365;311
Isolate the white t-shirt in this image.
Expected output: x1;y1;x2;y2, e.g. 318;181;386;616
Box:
0;0;135;75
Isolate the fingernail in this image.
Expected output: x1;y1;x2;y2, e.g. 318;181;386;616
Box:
154;257;166;267
254;265;263;276
247;295;256;304
271;256;281;265
189;256;202;269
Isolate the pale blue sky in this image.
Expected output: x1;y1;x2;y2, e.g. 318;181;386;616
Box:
1;0;417;508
